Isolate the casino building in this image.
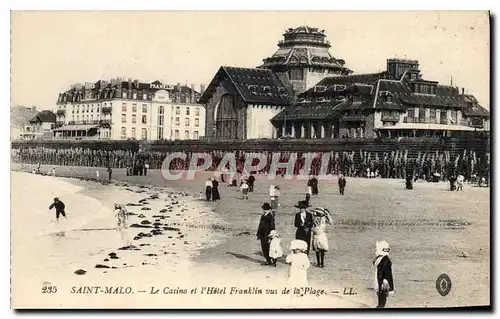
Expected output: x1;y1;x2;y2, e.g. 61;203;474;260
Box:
55;79;206;140
200;26;490;139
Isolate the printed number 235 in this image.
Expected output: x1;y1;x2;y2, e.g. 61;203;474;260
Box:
42;286;57;294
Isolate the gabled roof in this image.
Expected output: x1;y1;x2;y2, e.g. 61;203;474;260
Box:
29;110;56;124
199;66;295;105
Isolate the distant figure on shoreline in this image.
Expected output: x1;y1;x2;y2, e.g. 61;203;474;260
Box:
96;170;100;180
456;174;464;191
37;163;41;174
51;168;56;177
308;176;319;196
211;177;220;202
107;167;113;182
240;180;249;200
204;178;213;201
49;197;67;223
338;174;347;195
247;173;255;192
114;204;128;228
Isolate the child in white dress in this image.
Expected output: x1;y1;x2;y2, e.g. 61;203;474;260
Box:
286;240;310;289
311;207;332;268
241;180;249;200
268;230;283;267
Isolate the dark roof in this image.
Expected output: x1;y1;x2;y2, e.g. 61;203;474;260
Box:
272;99;344;121
436;85;460;96
199;66;295;105
399;93;467;108
29;110;56;124
304;72;388;94
462;104;490;117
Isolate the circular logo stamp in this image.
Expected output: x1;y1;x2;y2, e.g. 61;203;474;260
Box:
436;274;452;296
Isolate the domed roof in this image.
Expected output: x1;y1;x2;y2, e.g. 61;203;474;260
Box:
259;26;352;74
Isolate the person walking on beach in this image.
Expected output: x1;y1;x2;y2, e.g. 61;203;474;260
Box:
241;180;249;200
107;166;113;182
211;177;220;202
311;207;332;268
96;170;100;180
49;197;67;223
268;230;283;267
256;203;275;265
373;240;394;308
309;175;319;196
294;200;313;255
286;239;310;289
205;178;213;201
338;174;347;195
144;163;150;176
51;168;56;177
37;163;41;174
247;173;255;192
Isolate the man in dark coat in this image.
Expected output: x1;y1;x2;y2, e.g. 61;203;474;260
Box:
294;200;313;254
338;174;347;195
107;166;113;182
49;197;67;222
256;203;275;265
247;174;256;192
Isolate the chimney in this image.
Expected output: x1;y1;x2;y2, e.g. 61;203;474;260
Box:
176;82;182;103
200;84;206;95
134;79;139;89
462;87;465;95
32;106;37;113
191;84;196;103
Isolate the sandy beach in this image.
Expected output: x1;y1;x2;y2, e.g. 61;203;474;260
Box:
11;164;490;308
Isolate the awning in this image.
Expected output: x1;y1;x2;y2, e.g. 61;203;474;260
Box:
53;124;99;132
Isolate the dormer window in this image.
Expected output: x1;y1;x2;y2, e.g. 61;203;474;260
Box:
248;85;257;94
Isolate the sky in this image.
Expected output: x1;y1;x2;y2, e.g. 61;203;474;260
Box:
11;11;490;111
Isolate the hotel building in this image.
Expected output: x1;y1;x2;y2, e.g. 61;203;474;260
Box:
55;79;206;140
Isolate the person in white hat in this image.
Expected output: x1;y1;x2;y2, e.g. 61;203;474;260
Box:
268;230;283;267
373;240;394;308
311;207;332;268
286;239;310;289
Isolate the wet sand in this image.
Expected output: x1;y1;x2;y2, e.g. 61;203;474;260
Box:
11;163;490;308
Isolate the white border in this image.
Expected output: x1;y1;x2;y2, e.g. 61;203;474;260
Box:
3;1;498;318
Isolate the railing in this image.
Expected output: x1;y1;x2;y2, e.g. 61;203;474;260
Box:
381;114;401;122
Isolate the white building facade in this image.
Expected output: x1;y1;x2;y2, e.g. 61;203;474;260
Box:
55;79;206;140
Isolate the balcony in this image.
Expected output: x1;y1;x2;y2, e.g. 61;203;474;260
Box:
341;114;366;122
381;114;401;122
67;120;101;125
101;106;112;114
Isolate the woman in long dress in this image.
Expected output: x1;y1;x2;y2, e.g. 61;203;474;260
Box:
311;207;332;268
211;177;220;201
205;178;212;201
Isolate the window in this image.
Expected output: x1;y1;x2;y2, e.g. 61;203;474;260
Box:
185;130;190;139
133;93;137;99
419;108;426;123
195;118;199;127
121;127;126;139
289;68;304;81
142;104;147;113
440;110;448;124
405;107;414;123
121;114;126;123
193;131;199;139
77;115;80;120
158;115;164;126
157;127;164;140
143;93;147;100
122;103;127;112
195;107;200;116
430;109;437;123
142;115;147;124
131;127;136;139
176;106;180;115
175;117;180;126
174;129;179;139
185;118;190;126
132;104;137;112
451;110;458;124
414;107;420;123
159;105;164;114
141;128;147;140
132;114;137;124
186;107;190;115
97;106;100;113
